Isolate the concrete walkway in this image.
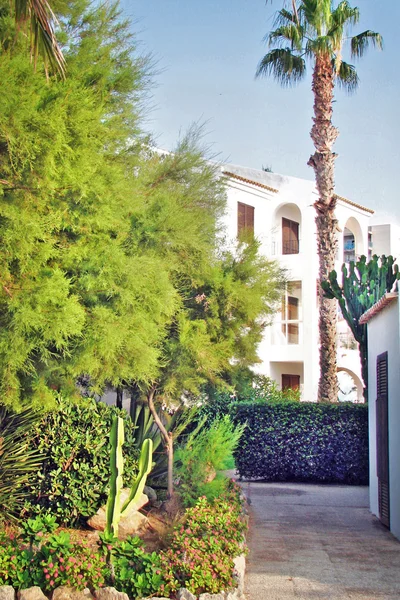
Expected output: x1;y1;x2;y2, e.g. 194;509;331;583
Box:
239;481;400;600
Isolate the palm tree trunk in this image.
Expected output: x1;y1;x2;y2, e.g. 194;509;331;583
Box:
308;53;339;403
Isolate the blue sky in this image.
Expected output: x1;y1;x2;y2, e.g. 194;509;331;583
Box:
122;1;399;221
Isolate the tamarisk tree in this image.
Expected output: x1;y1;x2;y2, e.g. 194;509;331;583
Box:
322;255;400;401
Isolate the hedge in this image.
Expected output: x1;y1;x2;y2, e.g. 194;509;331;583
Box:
231;401;368;484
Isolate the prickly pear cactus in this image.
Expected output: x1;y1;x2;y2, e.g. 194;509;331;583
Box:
322;254;400;401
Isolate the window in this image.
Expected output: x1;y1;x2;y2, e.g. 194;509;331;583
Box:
282;374;300;390
238;202;254;237
282;217;299;254
281;281;302;344
343;227;356;262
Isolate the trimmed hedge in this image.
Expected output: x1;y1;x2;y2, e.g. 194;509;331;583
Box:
231;401;368;484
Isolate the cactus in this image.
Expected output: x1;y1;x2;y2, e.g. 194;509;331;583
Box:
322;254;400;401
104;417;154;537
121;437;153;516
105;415;124;538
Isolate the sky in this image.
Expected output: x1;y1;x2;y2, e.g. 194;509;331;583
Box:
121;0;400;222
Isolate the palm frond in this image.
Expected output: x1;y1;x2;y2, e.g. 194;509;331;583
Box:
15;0;66;78
328;1;359;53
330;0;359;29
268;24;305;52
301;0;331;35
274;7;299;28
256;48;306;86
351;30;383;58
0;406;43;521
305;35;333;57
333;59;359;93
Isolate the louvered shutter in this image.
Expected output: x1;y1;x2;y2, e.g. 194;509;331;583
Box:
376;352;390;528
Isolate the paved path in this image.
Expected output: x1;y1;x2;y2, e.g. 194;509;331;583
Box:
239;481;400;600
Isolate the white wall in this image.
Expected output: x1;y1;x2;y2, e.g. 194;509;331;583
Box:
367;299;400;540
222;165;372;402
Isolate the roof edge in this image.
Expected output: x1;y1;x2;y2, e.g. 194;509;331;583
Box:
359;292;398;325
222;171;279;194
334;193;374;215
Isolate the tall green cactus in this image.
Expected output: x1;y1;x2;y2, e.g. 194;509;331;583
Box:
322;254;400;401
121;438;153;517
105;418;154;538
105;415;124;538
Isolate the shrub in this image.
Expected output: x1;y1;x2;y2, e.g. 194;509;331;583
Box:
232;401;368;484
175;416;245;506
159;483;247;596
0;524;108;591
198;376;300;424
0;406;43;522
25;396;139;526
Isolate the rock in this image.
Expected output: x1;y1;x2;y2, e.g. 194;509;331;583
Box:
17;588;47;600
226;591;240;600
233;554;246;596
118;509;148;537
143;485;157;503
52;587;94;600
94;587;130;600
87;490;149;531
0;586;15;600
199;594;224;600
177;590;197;600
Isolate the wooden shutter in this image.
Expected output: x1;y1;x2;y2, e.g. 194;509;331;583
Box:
237;202;254;237
376;352;390;528
282;218;299;254
282;374;300;390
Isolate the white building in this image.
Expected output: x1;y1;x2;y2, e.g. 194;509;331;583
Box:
222;164;373;402
360;291;400;540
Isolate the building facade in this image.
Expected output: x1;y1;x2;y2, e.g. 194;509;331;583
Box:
222;164;373;402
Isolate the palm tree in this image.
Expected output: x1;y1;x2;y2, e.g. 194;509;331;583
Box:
256;0;382;402
14;0;65;76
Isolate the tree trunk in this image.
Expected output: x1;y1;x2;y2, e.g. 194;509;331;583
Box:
146;387;174;498
308;53;339;403
116;386;123;409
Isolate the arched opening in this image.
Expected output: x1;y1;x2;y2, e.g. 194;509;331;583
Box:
343;217;364;263
272;203;302;256
337;368;364;403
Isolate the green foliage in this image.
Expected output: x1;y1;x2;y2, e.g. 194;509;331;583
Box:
159;486;247;596
198;375;300;425
322;254;400;397
0;406;43;521
175;416;245;506
0;0;176;410
106;536;164;599
0;523;107;591
232;401;369;484
105;416;125;538
25;396;139;526
121;438;153;516
20;514;58;548
257;1;382;90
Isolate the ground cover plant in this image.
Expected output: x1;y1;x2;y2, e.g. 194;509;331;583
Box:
232;400;368;483
0;480;247;598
